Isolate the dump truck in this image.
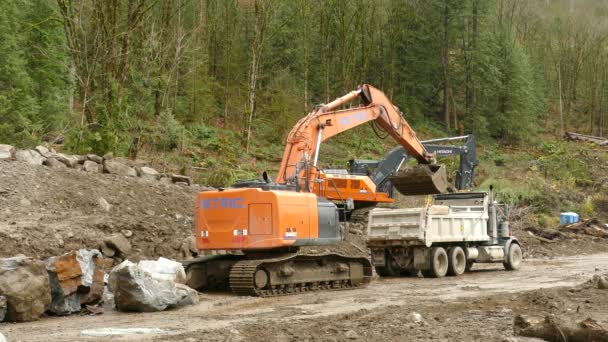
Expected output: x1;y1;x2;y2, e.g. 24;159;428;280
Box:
366;190;522;277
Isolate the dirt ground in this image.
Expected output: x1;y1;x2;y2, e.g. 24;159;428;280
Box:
2;158;608;342
2;254;607;341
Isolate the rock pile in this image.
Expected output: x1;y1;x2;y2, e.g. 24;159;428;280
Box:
108;258;198;312
0;256;51;322
0;143;194;186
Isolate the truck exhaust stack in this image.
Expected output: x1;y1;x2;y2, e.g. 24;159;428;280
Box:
389;164;449;195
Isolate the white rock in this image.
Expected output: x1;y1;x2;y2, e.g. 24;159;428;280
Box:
406;312;424;323
138;257;186;284
98;197;111;212
19;198;31;206
0;144;15;160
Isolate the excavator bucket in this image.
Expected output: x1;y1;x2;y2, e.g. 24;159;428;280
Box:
389;164;449;196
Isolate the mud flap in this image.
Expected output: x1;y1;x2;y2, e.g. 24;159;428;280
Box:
389;164;449;196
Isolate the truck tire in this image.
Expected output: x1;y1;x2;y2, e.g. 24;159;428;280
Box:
447;247;466;276
503;243;522;271
375;252;401;277
422;247;448;278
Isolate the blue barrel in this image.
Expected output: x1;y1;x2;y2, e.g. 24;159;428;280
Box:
560;212;579;225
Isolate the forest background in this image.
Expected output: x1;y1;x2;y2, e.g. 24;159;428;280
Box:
1;0;607;222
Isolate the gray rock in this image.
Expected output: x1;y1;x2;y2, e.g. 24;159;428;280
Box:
103;152;114;160
0;295;6;322
98;197;111;212
56;153;79;168
598;276;608;289
175;283;199;306
0;144;15;160
171;174;192;186
15;150;46;165
344;330;359;340
20;198;31;206
103;234;131;256
0;255;52;322
35;145;52;158
121;229;133;238
108;260;198;312
0;332;5;342
45;157;68;169
83;160;102;173
87;154;103;163
104;159;137;177
102;286;115;311
138;166;160;180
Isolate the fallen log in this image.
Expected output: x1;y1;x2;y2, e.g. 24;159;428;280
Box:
514;315;608;342
565;132;608;146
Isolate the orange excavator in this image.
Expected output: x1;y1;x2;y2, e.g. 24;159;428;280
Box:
185;84;447;296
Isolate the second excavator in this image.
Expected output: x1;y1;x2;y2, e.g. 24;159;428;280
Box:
185;84;448;296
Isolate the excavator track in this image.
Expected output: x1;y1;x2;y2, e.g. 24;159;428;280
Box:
228;252;372;297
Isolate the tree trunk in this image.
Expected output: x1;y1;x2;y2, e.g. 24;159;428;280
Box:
443;0;450;130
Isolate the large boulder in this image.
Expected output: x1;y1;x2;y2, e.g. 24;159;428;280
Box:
138;257;186;284
15;150;46;166
0;256;51;322
0;144;15;160
44;249;107;315
104;159;137;177
108;260;197;312
0;295;6;322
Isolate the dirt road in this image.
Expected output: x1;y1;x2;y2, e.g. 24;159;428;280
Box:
2;253;607;342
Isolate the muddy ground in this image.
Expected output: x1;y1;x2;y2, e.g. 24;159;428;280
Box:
1;254;607;341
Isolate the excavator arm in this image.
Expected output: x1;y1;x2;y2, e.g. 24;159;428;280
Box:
276;84;434;186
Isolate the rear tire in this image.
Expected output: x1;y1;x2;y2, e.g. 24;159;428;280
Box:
504;243;522;271
447;247;466;276
376;253;401;277
423;247;448;278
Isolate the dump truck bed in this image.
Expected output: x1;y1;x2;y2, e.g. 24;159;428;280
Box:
367;192;491;247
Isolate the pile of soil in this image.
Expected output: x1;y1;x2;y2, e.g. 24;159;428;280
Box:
0;160;199;260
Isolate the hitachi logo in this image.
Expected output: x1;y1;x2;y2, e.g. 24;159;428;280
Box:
200;197;244;209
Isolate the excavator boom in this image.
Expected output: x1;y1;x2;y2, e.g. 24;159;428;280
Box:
277;84;447;197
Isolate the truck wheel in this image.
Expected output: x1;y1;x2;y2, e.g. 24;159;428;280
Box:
447;247;466;276
504;243;522;271
423;247;448;278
